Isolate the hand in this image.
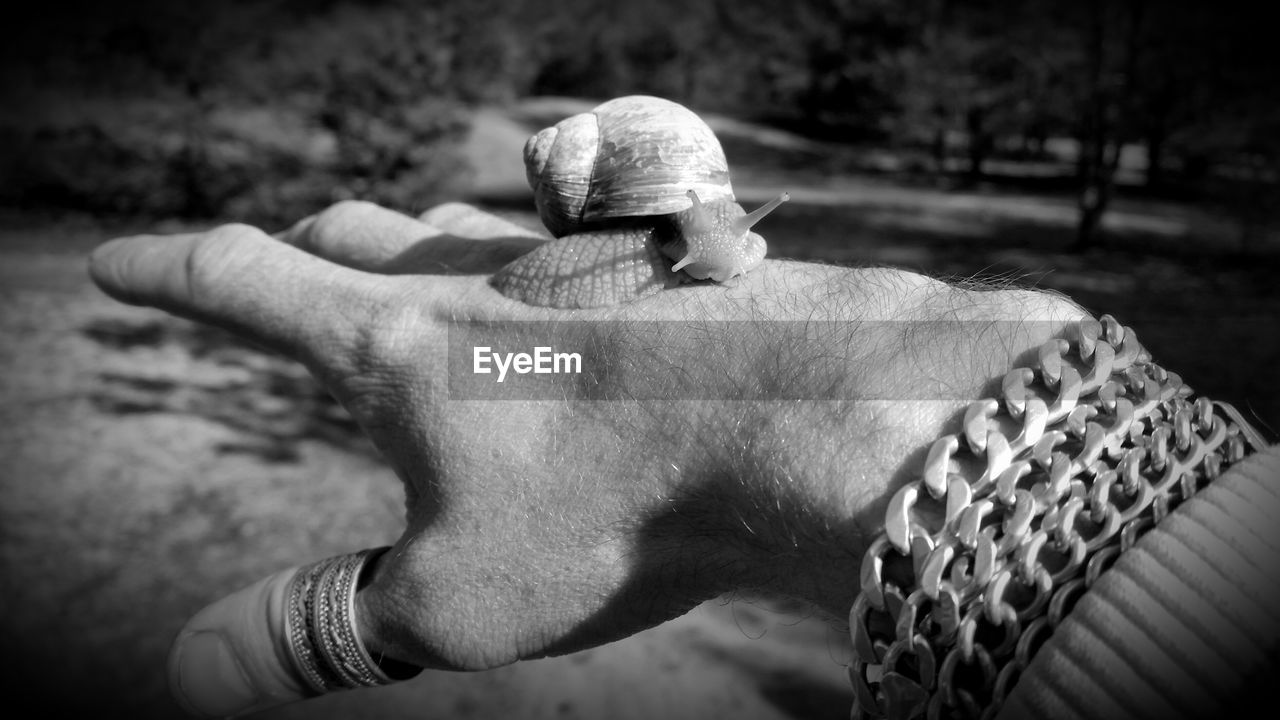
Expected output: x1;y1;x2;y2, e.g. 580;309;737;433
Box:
89;201;1087;717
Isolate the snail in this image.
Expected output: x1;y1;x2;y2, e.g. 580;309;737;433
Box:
490;96;789;309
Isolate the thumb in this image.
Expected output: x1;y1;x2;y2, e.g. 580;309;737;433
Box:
168;568;306;718
167;549;419;718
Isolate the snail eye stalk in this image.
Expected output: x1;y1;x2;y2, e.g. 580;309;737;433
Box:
733;192;790;235
684;189;712;234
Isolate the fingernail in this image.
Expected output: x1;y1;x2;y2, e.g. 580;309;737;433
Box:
87;238;138;290
170;631;260;719
90;236;138;262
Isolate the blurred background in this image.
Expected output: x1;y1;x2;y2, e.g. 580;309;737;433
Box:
1;0;1278;718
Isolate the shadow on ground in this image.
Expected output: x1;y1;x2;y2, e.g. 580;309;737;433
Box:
81;316;375;462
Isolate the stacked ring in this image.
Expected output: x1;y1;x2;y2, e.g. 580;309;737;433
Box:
283;547;420;693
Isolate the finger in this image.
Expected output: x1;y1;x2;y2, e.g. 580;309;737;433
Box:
88;224;389;364
168;549;419;718
280;200;544;275
417;201;547;240
167;567;306;718
277;200;445;272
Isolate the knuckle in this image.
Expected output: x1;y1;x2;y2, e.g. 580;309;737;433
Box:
325;198;380;217
321;284;426;414
184;223;264;304
349;284;423;366
416;201;475;226
301;200;382;255
315;199;379;233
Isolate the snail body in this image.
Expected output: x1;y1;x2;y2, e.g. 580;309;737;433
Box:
491;96;788;309
489;225;679;308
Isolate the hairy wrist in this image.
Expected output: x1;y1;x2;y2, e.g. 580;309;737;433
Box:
634;264;1090;618
439;263;1088;629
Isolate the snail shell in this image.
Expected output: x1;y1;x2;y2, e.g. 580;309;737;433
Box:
492;95;787;309
524;95;736;237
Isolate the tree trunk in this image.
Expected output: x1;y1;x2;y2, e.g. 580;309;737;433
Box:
1146;131;1167;188
1145;125;1166;190
1078;187;1106;248
1074;0;1146;252
931;126;947;180
966;106;988;184
1076;150;1116;250
1073;0;1108;251
178;80;215;218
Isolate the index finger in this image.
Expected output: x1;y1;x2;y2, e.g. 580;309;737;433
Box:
89;223;397;367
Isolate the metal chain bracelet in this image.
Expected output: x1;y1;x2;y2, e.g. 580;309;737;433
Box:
849;314;1268;719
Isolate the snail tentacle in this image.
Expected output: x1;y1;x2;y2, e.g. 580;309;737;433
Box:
667;190;788;282
736;192;791;235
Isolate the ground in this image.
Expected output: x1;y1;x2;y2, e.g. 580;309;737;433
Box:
1;101;1277;719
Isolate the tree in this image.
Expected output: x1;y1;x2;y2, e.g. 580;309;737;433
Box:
2;0;277;217
1072;0;1146;251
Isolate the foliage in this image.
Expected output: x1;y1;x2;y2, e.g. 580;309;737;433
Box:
228;1;479;220
1;0;1276;242
2;0;480;225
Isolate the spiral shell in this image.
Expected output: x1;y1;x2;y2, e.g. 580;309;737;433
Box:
493;96;787;309
524;95;736;237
